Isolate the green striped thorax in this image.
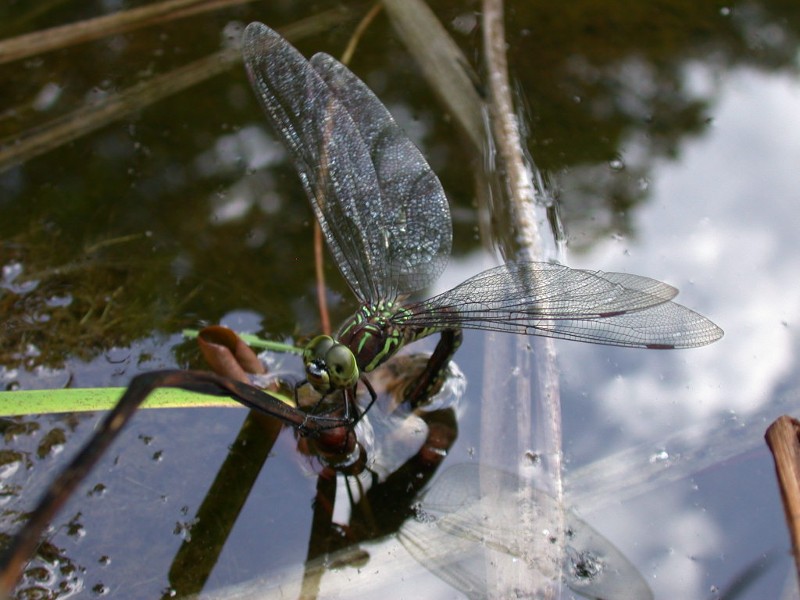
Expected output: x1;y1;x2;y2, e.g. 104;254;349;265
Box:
302;301;414;395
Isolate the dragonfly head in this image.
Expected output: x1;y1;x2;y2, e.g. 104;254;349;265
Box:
303;335;359;394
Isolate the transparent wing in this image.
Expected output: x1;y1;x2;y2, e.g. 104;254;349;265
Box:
400;262;723;349
310;53;452;297
242;22;451;303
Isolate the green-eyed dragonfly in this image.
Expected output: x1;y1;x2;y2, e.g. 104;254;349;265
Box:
242;22;722;425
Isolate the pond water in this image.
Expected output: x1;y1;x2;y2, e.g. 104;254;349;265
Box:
1;1;799;599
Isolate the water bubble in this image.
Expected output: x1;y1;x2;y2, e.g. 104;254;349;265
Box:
221;21;244;47
569;549;605;581
608;157;625;171
46;293;73;308
67;516;85;538
523;451;541;465
33;82;63;112
2;261;23;282
649;449;670;463
451;13;477;35
37;428;66;459
88;483;107;498
91;582;109;595
173;518;198;542
104;347;130;364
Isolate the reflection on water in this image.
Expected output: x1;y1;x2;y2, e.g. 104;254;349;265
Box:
1;1;799;598
0;1;796;368
400;463;653;599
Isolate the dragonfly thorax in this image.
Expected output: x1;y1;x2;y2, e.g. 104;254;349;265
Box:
336;304;407;374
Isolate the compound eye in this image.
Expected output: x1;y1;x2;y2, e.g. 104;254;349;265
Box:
325;344;358;388
304;335;335;364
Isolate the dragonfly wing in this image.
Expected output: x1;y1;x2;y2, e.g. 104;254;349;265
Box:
584;270;678;302
519;301;723;348
243;22;380;302
401;262;723;348
242;22;450;302
310;53;452;297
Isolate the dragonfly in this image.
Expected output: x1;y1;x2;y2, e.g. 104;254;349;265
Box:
242;22;723;424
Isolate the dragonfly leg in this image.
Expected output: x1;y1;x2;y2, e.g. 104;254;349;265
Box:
293;379;353;432
294;378;307;403
350;376;377;425
404;329;463;406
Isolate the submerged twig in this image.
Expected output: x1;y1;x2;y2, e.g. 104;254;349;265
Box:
0;8;353;173
481;1;564;597
765;415;800;583
0;49;235;172
381;0;484;151
0;0;253;65
341;3;383;66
